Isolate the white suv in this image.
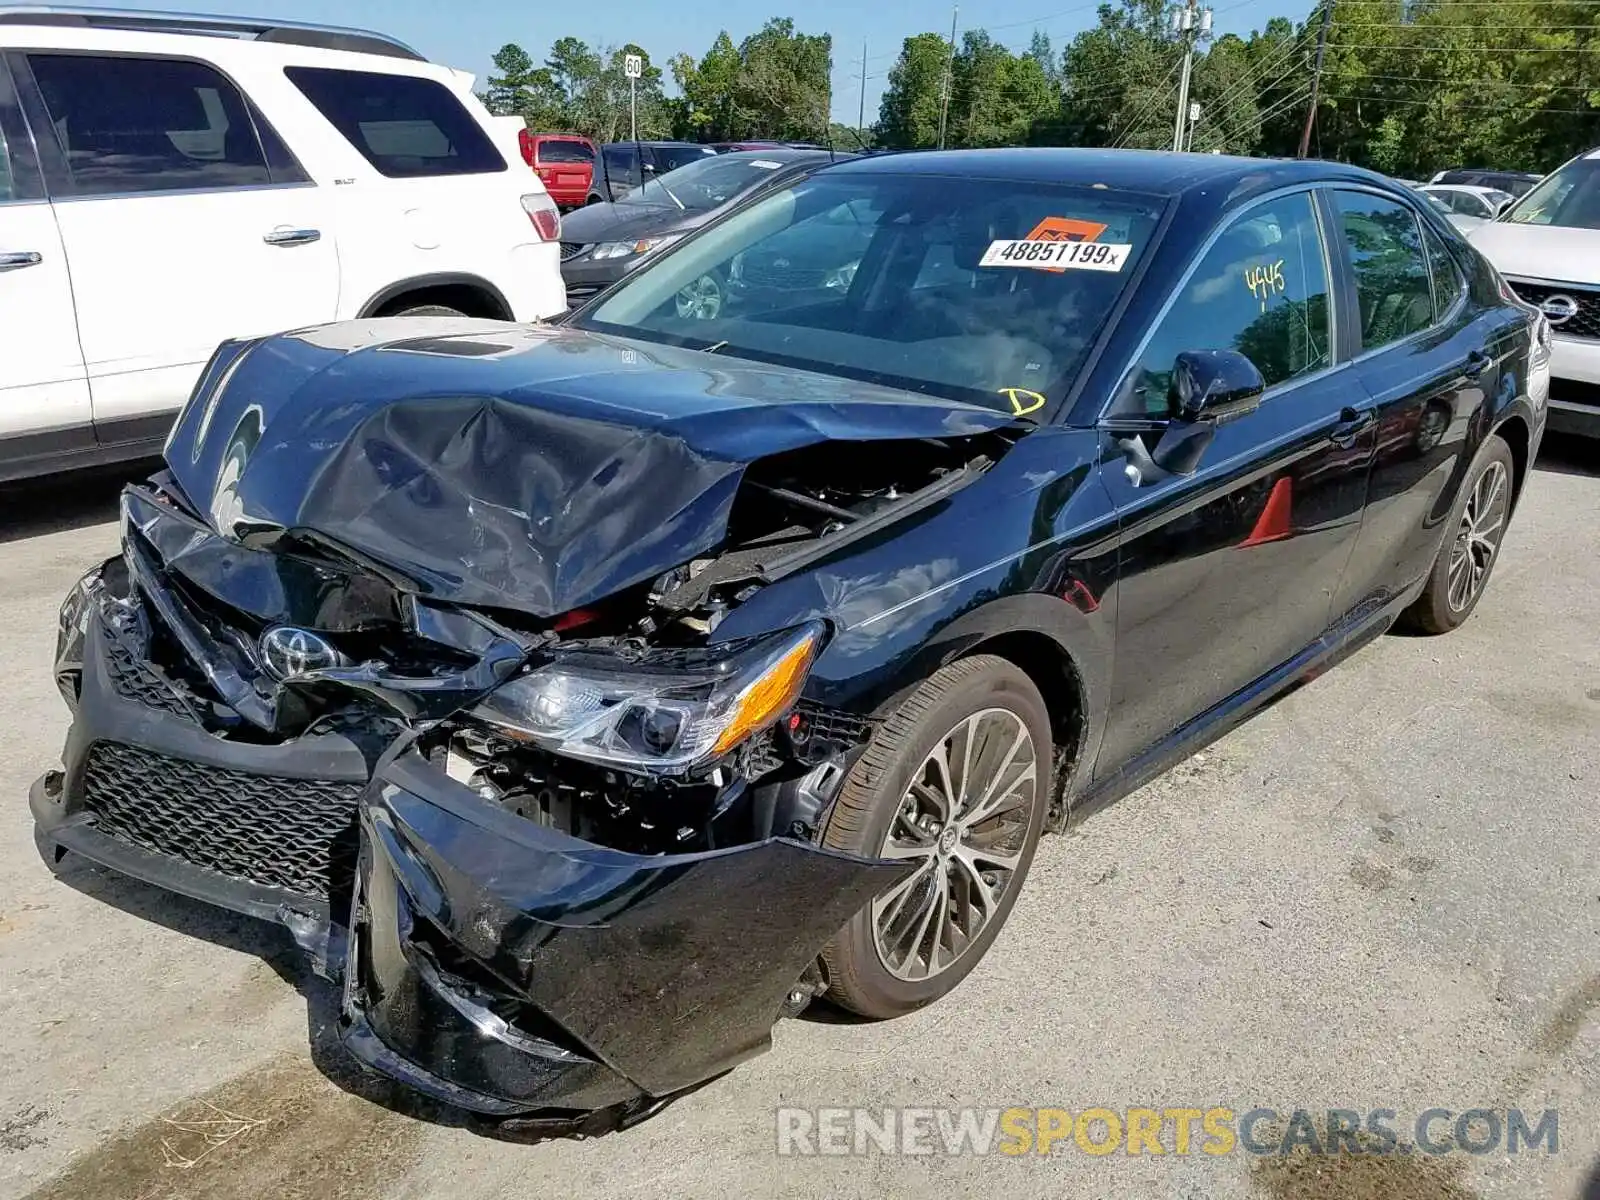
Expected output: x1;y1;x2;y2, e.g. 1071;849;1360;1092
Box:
0;6;564;481
1469;149;1600;439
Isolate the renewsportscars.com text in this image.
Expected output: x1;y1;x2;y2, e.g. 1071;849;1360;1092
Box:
775;1106;1559;1157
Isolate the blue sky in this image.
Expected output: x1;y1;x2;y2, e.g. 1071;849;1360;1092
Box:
115;0;1304;125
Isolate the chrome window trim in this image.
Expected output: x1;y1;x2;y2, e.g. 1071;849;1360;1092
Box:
1098;182;1340;423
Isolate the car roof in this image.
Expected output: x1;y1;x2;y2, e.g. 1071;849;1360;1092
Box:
824;147;1393;198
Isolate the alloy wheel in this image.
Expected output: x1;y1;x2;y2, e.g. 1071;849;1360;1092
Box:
871;708;1038;982
675;274;722;320
1446;459;1509;613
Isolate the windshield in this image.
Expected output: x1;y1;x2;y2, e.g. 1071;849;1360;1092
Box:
620;152;777;211
576;173;1166;414
1502;158;1600;229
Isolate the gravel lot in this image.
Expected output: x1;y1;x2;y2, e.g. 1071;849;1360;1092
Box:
1;437;1597;1200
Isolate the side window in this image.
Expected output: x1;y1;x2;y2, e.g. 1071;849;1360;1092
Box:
1423;224;1465;321
284;67;504;178
1334;191;1434;351
604;145;637;175
27;54;271;196
1126;191;1332;413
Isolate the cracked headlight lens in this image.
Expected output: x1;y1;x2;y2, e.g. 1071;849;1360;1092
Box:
474;621;824;773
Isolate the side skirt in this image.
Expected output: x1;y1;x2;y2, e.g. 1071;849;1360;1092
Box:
1065;579;1428;828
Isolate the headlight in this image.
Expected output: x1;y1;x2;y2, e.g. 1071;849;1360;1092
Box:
591;236;677;261
474;622;824;773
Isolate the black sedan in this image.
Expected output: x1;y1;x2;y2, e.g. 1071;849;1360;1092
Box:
559;148;844;308
33;149;1546;1133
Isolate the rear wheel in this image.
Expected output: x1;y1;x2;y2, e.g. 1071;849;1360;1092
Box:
1402;433;1514;633
820;656;1050;1019
386;303;466;318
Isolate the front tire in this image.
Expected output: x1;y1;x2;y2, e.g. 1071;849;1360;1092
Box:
386;303;466;318
820;656;1051;1019
1402;433;1515;634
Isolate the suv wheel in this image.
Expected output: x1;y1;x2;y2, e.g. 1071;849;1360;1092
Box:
820;655;1050;1019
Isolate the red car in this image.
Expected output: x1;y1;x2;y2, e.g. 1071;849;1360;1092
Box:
518;131;596;209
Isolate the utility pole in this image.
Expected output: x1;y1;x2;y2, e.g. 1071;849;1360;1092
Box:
1298;1;1334;159
937;3;958;150
1171;1;1211;153
858;39;867;141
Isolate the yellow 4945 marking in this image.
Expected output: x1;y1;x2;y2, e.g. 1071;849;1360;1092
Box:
1244;259;1287;310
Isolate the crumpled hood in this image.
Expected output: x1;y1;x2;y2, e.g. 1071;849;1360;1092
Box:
161;318;1013;619
1468;221;1600;282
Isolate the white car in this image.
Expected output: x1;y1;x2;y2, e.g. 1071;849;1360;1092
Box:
0;7;565;481
1470;149;1600;439
1418;184;1515;232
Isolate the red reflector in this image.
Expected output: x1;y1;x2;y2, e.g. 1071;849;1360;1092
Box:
553;608;598;632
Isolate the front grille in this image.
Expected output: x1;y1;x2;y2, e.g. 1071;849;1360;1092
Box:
1507;279;1600;340
739;257;828;290
80;742;362;902
1549;377;1600;409
101;632;193;719
559;241;587;262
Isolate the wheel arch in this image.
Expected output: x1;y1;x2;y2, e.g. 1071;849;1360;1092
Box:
1491;412;1531;512
357;274;513;320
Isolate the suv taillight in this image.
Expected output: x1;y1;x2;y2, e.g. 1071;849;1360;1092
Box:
521;192;560;241
518;128;536;167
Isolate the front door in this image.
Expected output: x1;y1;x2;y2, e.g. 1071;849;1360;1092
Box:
14;51;338;442
1096;189;1374;776
0;57;89;465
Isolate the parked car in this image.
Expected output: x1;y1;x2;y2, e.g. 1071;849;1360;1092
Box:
1430;168;1543;198
559;148;846;308
0;6;564;483
34;149;1544;1132
1419;184;1515;231
1470;147;1600;438
517;130;596;209
710;140;826;153
589;140;718;204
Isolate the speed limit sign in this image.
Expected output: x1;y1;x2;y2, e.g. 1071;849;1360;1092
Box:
624;53;642;79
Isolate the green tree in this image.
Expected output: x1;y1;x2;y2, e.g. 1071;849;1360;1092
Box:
731;19;834;141
877;33;952;147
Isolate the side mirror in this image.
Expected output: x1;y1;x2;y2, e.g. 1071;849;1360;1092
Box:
1169;349;1266;424
1148;350;1265;477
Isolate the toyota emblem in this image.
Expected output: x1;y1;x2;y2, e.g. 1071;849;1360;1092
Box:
1539;294;1580;326
260;626;340;680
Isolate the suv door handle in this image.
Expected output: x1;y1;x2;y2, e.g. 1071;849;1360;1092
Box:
263;228;321;247
0;251;43;270
1330;406;1376;448
1463;348;1492;378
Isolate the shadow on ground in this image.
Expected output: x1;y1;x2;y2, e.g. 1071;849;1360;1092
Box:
0;460;159;545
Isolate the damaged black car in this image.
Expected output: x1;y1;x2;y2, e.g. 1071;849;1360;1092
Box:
33;149;1545;1129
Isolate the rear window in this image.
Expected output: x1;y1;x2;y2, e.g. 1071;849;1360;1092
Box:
537;139;592;164
284;67;504;178
655;145;718;172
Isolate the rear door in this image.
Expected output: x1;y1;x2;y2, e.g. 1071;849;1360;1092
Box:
13;50;337;442
533;137;591;203
0;54;90;467
1096;189;1374;774
1328;188;1512;618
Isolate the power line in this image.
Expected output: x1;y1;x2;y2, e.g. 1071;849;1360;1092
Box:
1358;71;1598;90
1321;90;1592;114
1330;41;1600;51
1113;56;1184;148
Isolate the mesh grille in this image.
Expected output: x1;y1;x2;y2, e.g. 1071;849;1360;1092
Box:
101;633;193;719
559;242;587;262
1507;280;1600;341
80;742;362;902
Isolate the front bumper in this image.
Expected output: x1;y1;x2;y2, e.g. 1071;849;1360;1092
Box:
1547;335;1600;438
34;596;906;1119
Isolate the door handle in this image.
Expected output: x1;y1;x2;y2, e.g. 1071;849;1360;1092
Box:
0;250;43;271
1330;405;1376;448
1462;348;1492;378
262;228;321;247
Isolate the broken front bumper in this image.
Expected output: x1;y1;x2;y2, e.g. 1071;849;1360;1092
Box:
33;600;906;1118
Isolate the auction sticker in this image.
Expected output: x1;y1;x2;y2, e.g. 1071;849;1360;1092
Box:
980;239;1132;271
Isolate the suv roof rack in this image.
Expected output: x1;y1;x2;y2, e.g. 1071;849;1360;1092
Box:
0;5;427;61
